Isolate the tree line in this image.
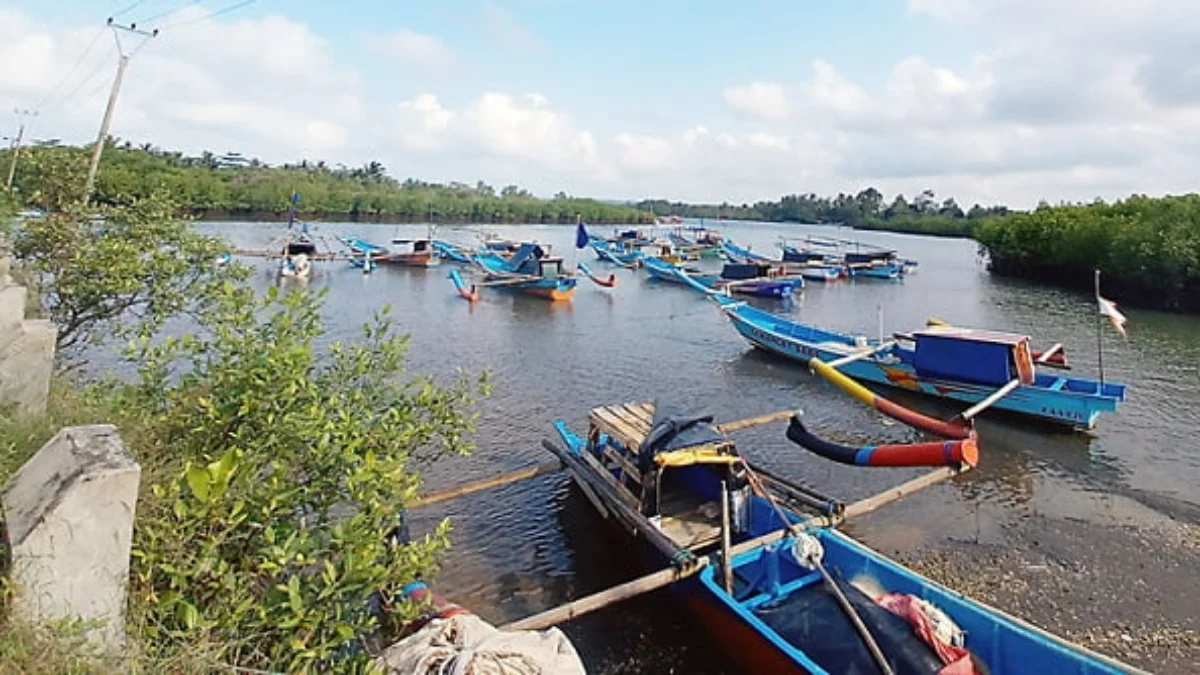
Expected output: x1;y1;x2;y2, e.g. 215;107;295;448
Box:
975;194;1200;312
638;188;1012;237
2;140;654;224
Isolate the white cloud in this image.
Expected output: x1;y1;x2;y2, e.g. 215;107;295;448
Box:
390;92;612;185
367;29;454;71
4;3;1200;208
722;81;791;121
0;6;362;162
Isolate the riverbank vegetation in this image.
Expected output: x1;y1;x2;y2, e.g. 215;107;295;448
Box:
975;195;1200;312
1;165;487;671
638;188;1009;236
2;141;652;224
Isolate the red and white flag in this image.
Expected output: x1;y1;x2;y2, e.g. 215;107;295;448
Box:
1097;294;1127;338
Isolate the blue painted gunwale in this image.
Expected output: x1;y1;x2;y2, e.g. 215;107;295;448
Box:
432;240;473;263
552;420;1133;675
643;256;718;285
471;251;578;297
712;297;1125;428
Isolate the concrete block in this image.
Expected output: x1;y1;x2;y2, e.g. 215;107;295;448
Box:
2;425;140;653
0;282;25;330
0;318;55;416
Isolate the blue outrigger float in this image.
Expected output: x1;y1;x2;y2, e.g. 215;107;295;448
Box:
705;293;1125;429
541;401;1137;674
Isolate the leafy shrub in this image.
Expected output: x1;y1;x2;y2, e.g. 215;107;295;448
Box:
102;285;488;672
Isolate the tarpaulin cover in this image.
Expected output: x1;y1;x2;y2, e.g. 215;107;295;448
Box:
752;576;946;675
375;614;585;675
639;401;725;471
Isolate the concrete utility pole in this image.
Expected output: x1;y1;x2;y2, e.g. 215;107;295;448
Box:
83;18;157;204
4;108;36;191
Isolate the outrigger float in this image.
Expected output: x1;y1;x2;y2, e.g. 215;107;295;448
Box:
703;292;1125;429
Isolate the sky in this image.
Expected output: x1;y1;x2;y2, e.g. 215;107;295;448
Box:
1;0;1198;208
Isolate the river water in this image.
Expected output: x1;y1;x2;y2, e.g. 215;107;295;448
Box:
206;221;1198;673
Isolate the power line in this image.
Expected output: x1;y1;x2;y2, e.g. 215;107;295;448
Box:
137;0;202;25
42;43;118;114
111;0;152;17
159;0;257;30
33;26;107;111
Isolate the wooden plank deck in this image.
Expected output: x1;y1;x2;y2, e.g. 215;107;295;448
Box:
656;491;721;550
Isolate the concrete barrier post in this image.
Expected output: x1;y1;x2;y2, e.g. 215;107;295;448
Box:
2;425;140;652
0;247;55;415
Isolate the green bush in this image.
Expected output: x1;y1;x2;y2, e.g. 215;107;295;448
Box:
97;285;488;671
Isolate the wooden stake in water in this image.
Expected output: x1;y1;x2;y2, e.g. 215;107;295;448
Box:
720;480;733;595
1094;269;1105;387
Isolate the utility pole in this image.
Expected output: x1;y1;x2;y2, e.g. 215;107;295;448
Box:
5;108;37;191
83;18;157;204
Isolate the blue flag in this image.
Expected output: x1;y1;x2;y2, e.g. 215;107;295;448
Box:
575;221;590;249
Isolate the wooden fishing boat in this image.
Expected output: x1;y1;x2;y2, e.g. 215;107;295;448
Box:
277;192;317;280
469;243;577;301
385;238;440;267
669;227;723;259
725;241;844;282
707;294;1126;428
686;262;804;298
547;401;1134;675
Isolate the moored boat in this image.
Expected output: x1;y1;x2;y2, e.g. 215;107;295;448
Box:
470;243;577;301
386;238;441;267
548;401;1134;675
549;398;1137;672
707;294;1125;428
643;255;714;285
685;262;804;298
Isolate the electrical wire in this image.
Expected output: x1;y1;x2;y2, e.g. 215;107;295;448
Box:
111;0;152;17
42;44;118;114
137;0;202;25
32;26;107;111
159;0;257;30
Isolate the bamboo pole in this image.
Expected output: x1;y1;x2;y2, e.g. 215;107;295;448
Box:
408;460;563;508
502;438;970;632
958;378;1021;421
842;465;965;519
720;480;733;595
714;410;794;433
824;340;897;369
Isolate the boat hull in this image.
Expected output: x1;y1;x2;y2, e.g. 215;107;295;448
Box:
383;252;440;267
721;305;1122;428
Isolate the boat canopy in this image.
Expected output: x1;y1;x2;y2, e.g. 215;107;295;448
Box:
911;328;1035;386
504;243;547;274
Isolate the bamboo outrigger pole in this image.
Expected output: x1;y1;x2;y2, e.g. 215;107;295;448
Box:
502;463;969;631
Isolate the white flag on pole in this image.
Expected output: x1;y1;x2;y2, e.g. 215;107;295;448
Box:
1097;295;1127;338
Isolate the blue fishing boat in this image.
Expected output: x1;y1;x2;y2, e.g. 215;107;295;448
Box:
707;294;1125;428
680;262;804;298
720;241;774;264
724;241;843;283
548;401;1134;674
470;243;577;301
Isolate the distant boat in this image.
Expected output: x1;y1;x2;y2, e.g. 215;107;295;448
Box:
467;242;577;301
278;193;316;280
